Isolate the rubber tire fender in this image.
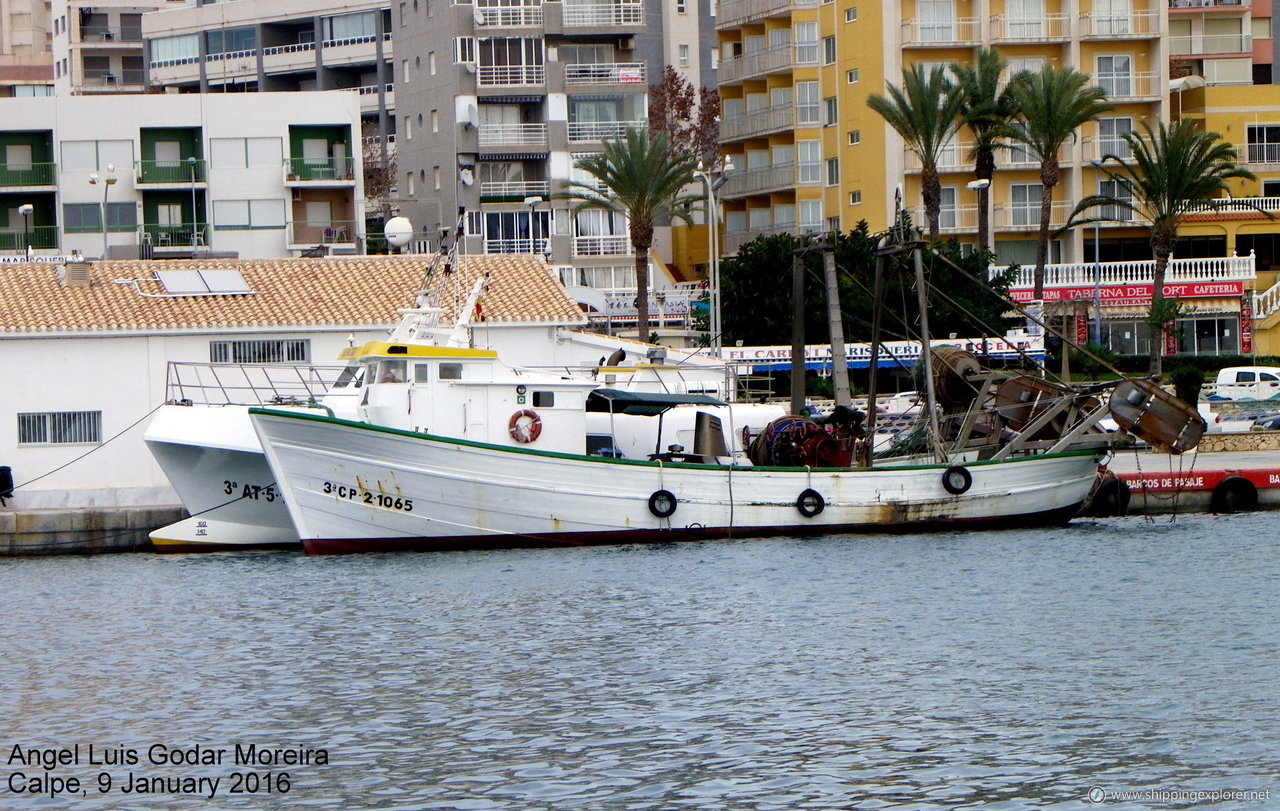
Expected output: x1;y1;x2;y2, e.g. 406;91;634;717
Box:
1090;477;1131;517
648;489;678;518
796;488;825;518
941;465;972;495
1210;476;1257;514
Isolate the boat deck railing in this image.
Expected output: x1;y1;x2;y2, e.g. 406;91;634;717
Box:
164;362;352;406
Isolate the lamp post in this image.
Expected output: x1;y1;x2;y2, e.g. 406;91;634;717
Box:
523;195;542;255
965;178;990;252
87;163;117;259
1091;161;1103;346
693;156;735;358
187;156;199;249
18;203;32;259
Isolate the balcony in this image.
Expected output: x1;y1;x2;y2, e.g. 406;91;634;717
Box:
723;224;796;255
288;219;358;248
479;180;551;202
563;0;643;27
477;64;546;87
567;120;646;143
564;62;645;86
1170;0;1248;9
1083;137;1146;163
721;163;794;197
573;235;630;256
485;237;549;254
908;206;980;234
1239;142;1280;170
1170;34;1252;56
77;26;140;44
1005;254;1255;294
142;223;209;251
1186;196;1280;216
1093;72;1161;102
721;104;795;141
994;201;1072;231
717;0;819;29
990;14;1070;42
901;18;981;47
0;162;56;188
1078;11;1160;38
136;159;206;186
262;41;317;73
475;2;544;26
479;123;548;150
903;142;973;174
718;44;795;84
285;157;356;183
0;225;59;252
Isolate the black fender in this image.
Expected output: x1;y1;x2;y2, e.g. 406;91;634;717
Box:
941;465;972;495
1210;476;1257;514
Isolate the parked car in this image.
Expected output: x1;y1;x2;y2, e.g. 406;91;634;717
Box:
1251;412;1280;431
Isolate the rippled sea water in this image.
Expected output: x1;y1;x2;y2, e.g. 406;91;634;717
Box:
3;513;1279;810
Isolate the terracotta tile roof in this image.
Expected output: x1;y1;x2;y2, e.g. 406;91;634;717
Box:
0;254;587;335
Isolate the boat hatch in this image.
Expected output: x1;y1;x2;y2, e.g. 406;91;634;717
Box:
586;388;725;417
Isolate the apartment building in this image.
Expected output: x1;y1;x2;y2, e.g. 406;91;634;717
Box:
392;0;714;327
0;91;364;260
0;0;54;96
48;0;176;94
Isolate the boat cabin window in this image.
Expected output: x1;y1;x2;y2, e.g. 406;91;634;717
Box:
332;365;359;389
440;362;462;380
533;391;555;408
414;363;431;383
378;360;406;383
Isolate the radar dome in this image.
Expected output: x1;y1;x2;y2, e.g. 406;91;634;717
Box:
384;217;413;248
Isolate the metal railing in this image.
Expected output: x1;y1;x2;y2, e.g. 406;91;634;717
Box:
479;123;548;148
0;225;59;251
1186;196;1280;214
908;205;980;233
994;200;1072;231
1170;0;1246;9
1078;10;1160;37
1093;72;1161;101
164;361;351;406
568;120;646;142
563;0;643;26
1005;254;1255;292
484;237;549;254
573;235;630;255
142;223;209;248
717;0;818;28
286;156;356;181
264;42;316;57
564;62;645;85
1170;34;1252;55
990;14;1070;41
479;180;551;199
478;64;545;86
0;162;56;186
288;219;358;245
722;163;794;197
721;104;795;141
718;44;794;84
901;18;980;46
476;3;544;25
136;159;206;184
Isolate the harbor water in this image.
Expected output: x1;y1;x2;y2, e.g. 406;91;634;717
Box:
3;514;1277;809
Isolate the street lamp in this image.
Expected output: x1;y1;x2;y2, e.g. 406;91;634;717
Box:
88;163;117;259
1090;161;1104;346
187;156;199;249
18;203;32;259
523;196;542;255
966;178;990;253
693;155;735;358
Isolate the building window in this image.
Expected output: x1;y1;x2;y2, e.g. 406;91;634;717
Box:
845;7;857;22
1096;54;1132;97
1098;117;1134;161
677;0;686;11
1010;183;1043;227
939;186;957;229
678;44;689;67
823;36;836;65
846;68;859;84
798;140;821;183
1247;124;1280;164
796;81;820;124
1098;179;1134;222
63;203;102;233
212;199;286;230
849;190;862;205
431;109;439;133
794;22;818;63
106;202;136;232
824;96;837;126
799;199;823;232
209;339;310;364
433;166;441;189
848;130;860;145
826;216;841;231
404;116;412;140
454;37;475;64
403;59;410;83
18;411;102;445
429;51;437;75
826;157;839;185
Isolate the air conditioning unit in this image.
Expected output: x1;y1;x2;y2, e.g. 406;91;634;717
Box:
292;189;303;200
617;37;635;51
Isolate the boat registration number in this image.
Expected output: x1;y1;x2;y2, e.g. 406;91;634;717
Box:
321;480;414;512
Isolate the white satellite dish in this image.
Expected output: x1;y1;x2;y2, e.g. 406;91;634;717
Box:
465;104;480;129
384;216;414;250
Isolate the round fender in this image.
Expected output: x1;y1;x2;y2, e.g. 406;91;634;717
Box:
1089;477;1131;517
941;465;972;495
1210;476;1257;514
508;409;542;443
796;488;825;518
648;489;677;518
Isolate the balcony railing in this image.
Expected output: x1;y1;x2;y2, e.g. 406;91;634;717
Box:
721;103;795;141
564;62;645;85
718;44;794;84
484;237;549;254
716;0;818;28
1078;11;1160;37
0;225;59;251
1005;254;1255;293
573;235;630;255
1240;143;1280;168
1084;137;1141;162
1170;34;1252;56
903;141;973;173
901;18;980;47
567;120;646;143
990;14;1070;41
79;26;141;43
479;180;551;200
721;163;794;197
0;162;56;187
142;223;209;249
1170;0;1248;9
477;64;545;86
288;219;358;245
285;157;356;181
994;201;1072;231
908;206;980;234
563;0;643;27
1186;196;1280;215
1093;72;1161;101
136;159;206;184
479;123;548;149
264;42;316;57
475;3;544;26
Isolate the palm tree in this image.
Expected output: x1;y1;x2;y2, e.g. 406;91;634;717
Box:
1007;64;1113;300
950;48;1019;254
561;128;702;338
1071;119;1258;374
868;63;965;240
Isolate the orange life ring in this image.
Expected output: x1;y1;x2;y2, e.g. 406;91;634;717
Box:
508;409;542;443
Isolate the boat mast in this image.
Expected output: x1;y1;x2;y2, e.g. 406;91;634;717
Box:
913;245;946;463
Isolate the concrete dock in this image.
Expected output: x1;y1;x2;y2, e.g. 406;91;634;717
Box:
1;505;186;556
1106;433;1280;514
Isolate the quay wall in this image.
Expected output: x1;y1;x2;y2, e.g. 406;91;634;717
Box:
0;506;185;556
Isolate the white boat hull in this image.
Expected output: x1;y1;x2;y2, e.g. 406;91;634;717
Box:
251;409;1105;555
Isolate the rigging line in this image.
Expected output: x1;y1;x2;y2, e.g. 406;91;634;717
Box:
12;403;164;492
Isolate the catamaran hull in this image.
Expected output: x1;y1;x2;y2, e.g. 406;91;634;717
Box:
252;409;1105;555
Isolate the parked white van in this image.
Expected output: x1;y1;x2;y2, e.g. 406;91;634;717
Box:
1208;367;1280;401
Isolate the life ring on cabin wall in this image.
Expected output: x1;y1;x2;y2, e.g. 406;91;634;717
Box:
508;409;542;443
